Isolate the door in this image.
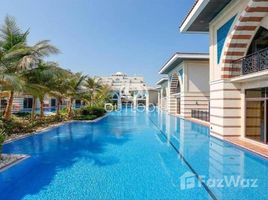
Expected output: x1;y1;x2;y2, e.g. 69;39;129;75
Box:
246;100;265;143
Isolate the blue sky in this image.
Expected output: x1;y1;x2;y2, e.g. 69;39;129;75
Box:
0;0;208;85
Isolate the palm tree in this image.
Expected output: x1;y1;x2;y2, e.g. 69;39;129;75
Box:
48;67;73;116
0;16;59;120
94;84;111;107
84;77;102;106
65;73;86;118
22;62;56;119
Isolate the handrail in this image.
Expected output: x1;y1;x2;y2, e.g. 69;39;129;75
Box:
191;109;210;122
232;47;268;77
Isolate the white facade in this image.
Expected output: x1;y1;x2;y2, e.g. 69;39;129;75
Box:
98;72;156;107
158;53;210;119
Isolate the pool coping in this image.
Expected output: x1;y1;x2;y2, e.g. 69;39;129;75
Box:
0;154;30;172
172;113;268;160
3;114;108;145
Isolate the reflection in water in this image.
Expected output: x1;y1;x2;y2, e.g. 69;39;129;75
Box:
149;110;268;200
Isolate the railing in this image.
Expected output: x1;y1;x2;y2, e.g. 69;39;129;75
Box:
191;110;210;122
232;47;268;77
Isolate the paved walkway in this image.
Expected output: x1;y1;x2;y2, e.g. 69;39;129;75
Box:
225;137;268;159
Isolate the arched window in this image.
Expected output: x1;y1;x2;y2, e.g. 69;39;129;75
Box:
170;73;181;94
247;27;268;55
112;94;118;99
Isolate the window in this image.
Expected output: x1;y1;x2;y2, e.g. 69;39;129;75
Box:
247;27;268;55
23;98;33;109
51;99;56;107
0;99;7;110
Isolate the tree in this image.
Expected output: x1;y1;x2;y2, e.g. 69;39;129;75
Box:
0;16;59;120
84;77;102;106
65;73;86;118
94;84;112;107
48;66;73;116
22;62;56;119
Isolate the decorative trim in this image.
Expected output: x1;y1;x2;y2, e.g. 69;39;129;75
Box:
210;122;241;128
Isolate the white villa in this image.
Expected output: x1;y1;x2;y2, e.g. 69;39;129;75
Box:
181;0;268;145
0;95;81;114
98;72;158;107
157;53;210;121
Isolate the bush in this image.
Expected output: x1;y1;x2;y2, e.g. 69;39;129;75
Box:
14;112;31;118
79;106;106;117
73;106;106;121
0;130;5;159
3;117;35;136
73;115;97;120
1;114;67;137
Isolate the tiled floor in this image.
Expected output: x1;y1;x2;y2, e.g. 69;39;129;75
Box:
225;137;268;159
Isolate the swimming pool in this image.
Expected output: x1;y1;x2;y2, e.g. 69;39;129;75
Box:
0;109;267;199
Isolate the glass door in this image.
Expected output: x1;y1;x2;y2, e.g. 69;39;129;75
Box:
245;100;265;143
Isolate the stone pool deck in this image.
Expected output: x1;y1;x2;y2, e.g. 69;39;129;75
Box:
225;137;268;159
0;154;29;172
174;114;268;159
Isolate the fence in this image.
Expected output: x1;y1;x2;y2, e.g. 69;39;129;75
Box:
191;110;210;122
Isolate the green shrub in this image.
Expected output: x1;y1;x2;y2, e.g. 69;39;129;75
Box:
1;114;66;136
73;106;105;121
3;118;35;136
79;106;106;117
73;115;97;120
0;130;5;159
14;112;31;118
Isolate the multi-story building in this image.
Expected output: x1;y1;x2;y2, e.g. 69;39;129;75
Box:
157;53;210;121
98;72;157;107
181;0;268;144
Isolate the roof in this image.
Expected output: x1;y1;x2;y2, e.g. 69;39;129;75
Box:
156;77;168;86
159;52;209;74
113;72;125;76
180;0;232;33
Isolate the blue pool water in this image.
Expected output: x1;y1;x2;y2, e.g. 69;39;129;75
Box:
0;109;268;200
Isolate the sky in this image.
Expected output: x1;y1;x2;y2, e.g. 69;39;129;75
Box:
0;0;208;85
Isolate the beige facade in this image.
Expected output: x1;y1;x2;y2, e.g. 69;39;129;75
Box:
156;78;168;111
181;0;268;143
98;72;157;107
158;53;210;119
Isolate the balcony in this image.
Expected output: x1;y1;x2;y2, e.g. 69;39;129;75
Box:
232;48;268;77
231;47;268;78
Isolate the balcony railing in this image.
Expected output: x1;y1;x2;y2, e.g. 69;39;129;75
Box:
191;110;210;122
231;47;268;77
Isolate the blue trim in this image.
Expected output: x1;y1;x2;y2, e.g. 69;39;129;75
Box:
179;69;183;83
217;15;236;64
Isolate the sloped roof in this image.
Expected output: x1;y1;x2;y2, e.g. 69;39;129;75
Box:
159;52;209;74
